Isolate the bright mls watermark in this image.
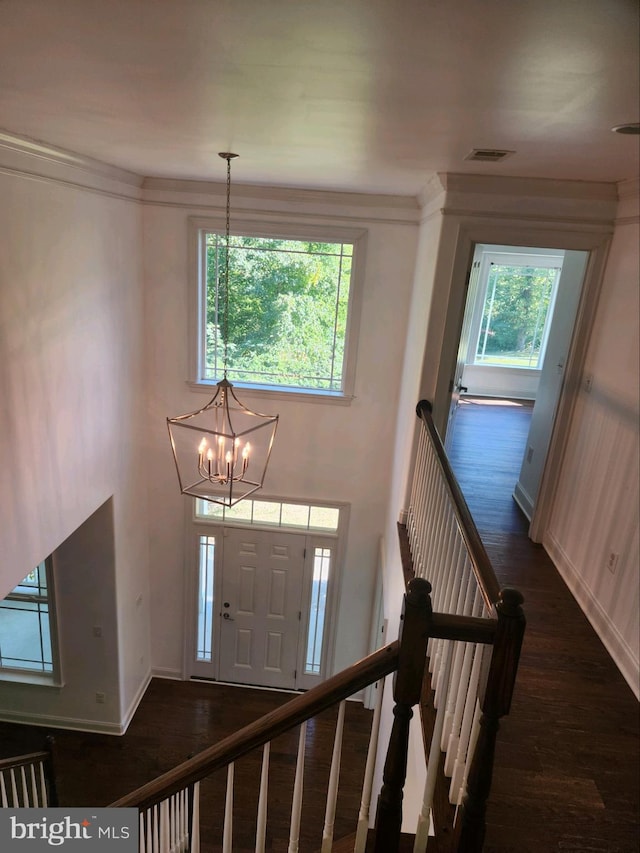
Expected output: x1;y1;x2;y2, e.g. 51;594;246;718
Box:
0;809;138;850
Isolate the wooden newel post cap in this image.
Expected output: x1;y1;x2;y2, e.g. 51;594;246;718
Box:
496;587;525;616
406;576;432;600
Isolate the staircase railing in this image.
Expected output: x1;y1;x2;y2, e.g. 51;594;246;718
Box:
105;398;524;853
0;738;58;808
404;399;526;851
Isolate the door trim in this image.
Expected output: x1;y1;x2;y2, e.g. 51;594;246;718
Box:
183;499;348;688
429;218;612;542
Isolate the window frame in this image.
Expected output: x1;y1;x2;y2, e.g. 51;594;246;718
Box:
188;216;367;402
0;556;62;687
468;249;564;371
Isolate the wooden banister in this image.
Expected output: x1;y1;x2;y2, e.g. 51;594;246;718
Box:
416;399;500;608
455;588;526;852
110;641;399;811
374;578;432;853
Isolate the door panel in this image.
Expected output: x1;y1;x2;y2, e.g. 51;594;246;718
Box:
219;528;305;689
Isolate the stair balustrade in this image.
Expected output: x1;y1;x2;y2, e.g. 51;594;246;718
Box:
0;398;523;852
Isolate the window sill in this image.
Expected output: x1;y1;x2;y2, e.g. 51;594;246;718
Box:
0;670;63;689
187;380;354;406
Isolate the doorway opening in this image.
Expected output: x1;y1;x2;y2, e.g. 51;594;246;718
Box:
447;243;589;526
185;496;346;691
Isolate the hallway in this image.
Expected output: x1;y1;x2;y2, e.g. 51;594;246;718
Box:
449;397;639;852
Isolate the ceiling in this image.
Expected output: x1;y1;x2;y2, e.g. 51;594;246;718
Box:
0;0;638;195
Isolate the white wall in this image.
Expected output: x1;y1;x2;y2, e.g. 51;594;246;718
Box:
460;364;540;399
141;182;419;679
0;143;150;731
514;250;588;519
545;181;640;698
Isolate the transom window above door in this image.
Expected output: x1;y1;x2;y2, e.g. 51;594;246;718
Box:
190;219;366;400
195;496;341;533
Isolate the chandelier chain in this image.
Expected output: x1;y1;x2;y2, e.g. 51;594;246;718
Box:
222;154;232;377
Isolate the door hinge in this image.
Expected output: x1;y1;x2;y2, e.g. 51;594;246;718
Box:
298;611;302;621
294;669;297;679
303;548;306;558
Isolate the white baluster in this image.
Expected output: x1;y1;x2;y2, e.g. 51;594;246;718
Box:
29;764;38;807
221;763;233;852
449;643;484;804
1;773;8;807
152;804;160;853
139;811;145;853
191;782;200;853
20;765;28;806
442;569;475;753
39;762;48;807
288;721;307;853
321;701;346;852
460;700;483;803
10;768;18;807
414;640;453;853
161;799;171;853
355;679;385;853
255;745;270;853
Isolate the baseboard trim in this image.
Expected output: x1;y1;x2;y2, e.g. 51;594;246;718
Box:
545;532;640;699
119;670;152;735
0;709;125;736
512;482;533;521
151;667;184;681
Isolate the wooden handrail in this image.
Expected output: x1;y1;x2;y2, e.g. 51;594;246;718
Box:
110;641;400;811
416;399;501;608
0;750;49;771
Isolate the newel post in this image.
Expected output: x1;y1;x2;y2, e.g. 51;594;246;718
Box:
455;587;525;852
373;577;432;853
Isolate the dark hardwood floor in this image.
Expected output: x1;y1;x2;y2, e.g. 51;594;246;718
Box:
0;681;372;852
448;397;639;853
0;396;637;851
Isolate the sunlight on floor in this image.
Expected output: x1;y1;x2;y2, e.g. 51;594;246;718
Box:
460;397;528;407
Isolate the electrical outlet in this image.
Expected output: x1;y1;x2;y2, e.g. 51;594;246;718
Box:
583;373;594;393
95;692;106;704
92;625;102;638
606;552;619;574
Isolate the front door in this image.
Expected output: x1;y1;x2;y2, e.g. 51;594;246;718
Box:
218;528;306;689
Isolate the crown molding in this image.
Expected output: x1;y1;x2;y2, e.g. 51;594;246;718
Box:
0;129;143;200
437;172;618;202
141;176;420;223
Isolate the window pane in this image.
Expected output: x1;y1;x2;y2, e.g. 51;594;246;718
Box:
308;506;340;531
475;264;559;368
224;501;253;523
204;235;353;391
252;501;281;525
197;536;215;662
194;497;341;533
0;599;52;672
305;547;331;675
280;503;310;528
195;499;225;521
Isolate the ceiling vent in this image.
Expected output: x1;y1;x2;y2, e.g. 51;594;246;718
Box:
465;148;515;163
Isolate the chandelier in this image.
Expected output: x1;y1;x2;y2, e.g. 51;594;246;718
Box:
167;154;279;507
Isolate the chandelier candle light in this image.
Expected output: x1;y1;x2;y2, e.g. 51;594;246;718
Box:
167;154;279;507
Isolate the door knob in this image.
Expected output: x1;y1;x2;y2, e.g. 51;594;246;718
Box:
222;612;234;621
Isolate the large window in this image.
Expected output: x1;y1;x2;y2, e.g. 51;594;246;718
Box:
470;252;562;370
192;221;364;397
0;558;59;680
